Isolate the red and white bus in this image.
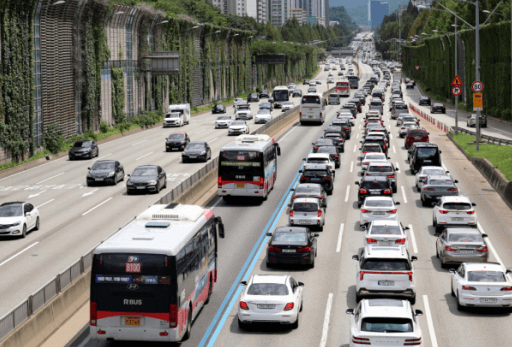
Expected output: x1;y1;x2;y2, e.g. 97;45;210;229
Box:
336;79;350;96
90;203;225;342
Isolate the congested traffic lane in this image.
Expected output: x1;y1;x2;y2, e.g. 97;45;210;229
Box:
0;72;333;318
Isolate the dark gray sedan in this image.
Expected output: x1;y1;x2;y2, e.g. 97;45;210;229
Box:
182;142;211;163
290;183;327;208
126;165;167;195
420;174;459;206
86;160;124;186
436;228;489;268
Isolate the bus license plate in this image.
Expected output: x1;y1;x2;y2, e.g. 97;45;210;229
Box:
236;183;245;188
124;317;141;326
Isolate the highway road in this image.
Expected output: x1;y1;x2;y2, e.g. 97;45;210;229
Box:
0;69;334;318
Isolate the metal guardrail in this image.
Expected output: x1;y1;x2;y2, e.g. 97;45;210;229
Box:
454;127;512;146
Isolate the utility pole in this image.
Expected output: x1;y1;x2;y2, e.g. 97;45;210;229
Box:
475;0;481;150
399;3;401;61
454;16;459;135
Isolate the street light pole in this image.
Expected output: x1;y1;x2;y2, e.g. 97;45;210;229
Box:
475;0;481;150
454;16;459;135
399;3;401;62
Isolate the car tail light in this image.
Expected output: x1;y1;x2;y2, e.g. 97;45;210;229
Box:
363;162;369;165
445;246;457;251
268;245;282;252
320;112;323;117
467;210;475;215
290;209;294;217
383;189;391;194
448;188;458;191
395;238;405;244
322;176;331;181
345;127;349;130
240;301;249;310
284;302;294;311
352;336;371;345
169;304;178;327
292;195;297;199
439;210;449;214
401;127;405;129
297;246;311;253
359;189;367;194
424;187;435;191
383;145;386;149
387;174;395;178
314;146;319;150
361;209;370;213
318;209;322;217
477;246;488;252
299;112;302;117
404;337;422;346
500;286;512;291
462;285;477;291
363;151;368;153
387;209;397;213
218;176;223;188
366;238;377;244
407;271;413;281
300;176;306;181
334;155;339;158
317;196;323;200
90;302;97;326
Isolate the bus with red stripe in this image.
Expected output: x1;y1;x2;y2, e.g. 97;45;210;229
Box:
336;79;350;96
218;134;281;201
90;203;225;342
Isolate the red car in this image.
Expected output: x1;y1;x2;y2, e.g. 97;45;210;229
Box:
405;128;429;149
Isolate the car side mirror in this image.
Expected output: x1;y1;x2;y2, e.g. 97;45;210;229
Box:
481;234;488;238
395;168;399;171
355;181;360;185
411;256;418;262
303;158;306;161
298;170;303;173
404;226;410;230
290;188;295;191
346;308;355;315
240;281;247;286
454;180;459;183
127;174;130;177
440;151;442;153
395;202;401;205
87;167;91;170
506;270;512;274
449;269;456;274
471;202;476;206
312;143;315;146
25;212;31;217
266;232;273;237
352;255;359;260
387;157;391;159
313;233;319;237
298;282;305;286
415;310;423;316
277;147;281;156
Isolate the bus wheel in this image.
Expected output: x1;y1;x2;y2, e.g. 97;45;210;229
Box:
182;310;192;341
205;277;212;304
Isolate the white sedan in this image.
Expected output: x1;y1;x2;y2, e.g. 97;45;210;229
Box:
364;220;408;249
305;153;335;171
399;122;418;137
361;153;388;171
0;202;40;238
238;274;304;329
415;166;448;191
450;262;512;310
214;115;233;129
235;108;253;120
360;197;399;228
281;101;294;111
433;196;477;233
228;121;250;136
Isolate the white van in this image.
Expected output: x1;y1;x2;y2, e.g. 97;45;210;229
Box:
300;93;326;125
328;93;341;105
164;104;191;127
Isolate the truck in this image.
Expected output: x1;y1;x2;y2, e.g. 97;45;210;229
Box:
393;71;402;84
164;104;191;127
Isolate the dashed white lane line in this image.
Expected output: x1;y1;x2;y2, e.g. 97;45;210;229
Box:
396;162;400;170
0;242;39;267
319;293;334;347
442;163;447;172
208;137;219;144
401;186;408;204
359;124;361;129
408;224;418;253
279;127;296;142
423;295;439;347
135;152;153;161
36;172;65;184
390;134;393;140
97;153;112;160
393;145;396;154
350;161;354;173
131;140;147;146
82;197;112;216
353;145;357;153
356;133;360;139
210;197;222;210
345;185;350;202
336;223;344;253
36;199;54;208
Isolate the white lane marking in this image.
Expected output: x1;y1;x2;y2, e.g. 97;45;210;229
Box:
356;133;360;139
319;293;334;347
97;153;112;160
36;172;65;184
388;124;390;129
423;295;439;347
279;127;296;142
210;198;222;210
401;186;407;204
390;134;393;140
350;161;354;173
77;336;91;347
82;197;112;216
208;137;219;144
353;145;357;153
442;163;447;172
131;140;147;146
396;162;399;170
82;188;98;198
0;242;39;267
408;224;418;253
36;199;54;208
336;224;344;253
28;190;46;199
477;222;504;266
135;152;154;161
196;129;207;134
345;185;350;202
0;157;66;182
393;145;396;154
358;124;361;129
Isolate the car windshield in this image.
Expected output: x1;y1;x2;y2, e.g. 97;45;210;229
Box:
362;181;388;189
361;318;413;333
417;148;438;158
408;130;426;137
0;205;23;217
362;259;411;271
74;141;90;148
247;283;289;295
443;203;471;210
168;134;184;140
467;271;506;282
368;166;393;173
232;121;245;126
448;233;482;242
395;105;407;110
257;110;270;115
293;202;318;212
217;116;230;120
304;170;328;177
187;143;204;150
132;167;157;176
92;162;115;170
273;232;307;242
167;113;180;118
283;102;293;106
371;225;401;235
365;200;393;207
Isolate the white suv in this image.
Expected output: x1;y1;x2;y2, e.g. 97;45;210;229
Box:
346;299;424;347
353;245;418;303
433;196;477;234
364;221;409;249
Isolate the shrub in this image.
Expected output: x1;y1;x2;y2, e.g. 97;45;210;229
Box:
99;121;110;133
43;123;66;154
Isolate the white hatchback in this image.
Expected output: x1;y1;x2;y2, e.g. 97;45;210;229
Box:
238;274;304;329
433;196;477;233
361;153;388;171
305;153;334;171
364;220;408;249
289;197;325;231
360;197;399;227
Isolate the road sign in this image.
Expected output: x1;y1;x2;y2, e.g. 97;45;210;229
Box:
451;75;463;86
471;80;484;93
473;92;483;110
415;66;420;71
451;86;461;96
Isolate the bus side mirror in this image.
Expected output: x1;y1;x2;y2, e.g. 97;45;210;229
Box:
277;146;281;156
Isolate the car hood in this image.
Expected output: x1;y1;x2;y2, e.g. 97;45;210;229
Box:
0;217;23;224
128;176;157;183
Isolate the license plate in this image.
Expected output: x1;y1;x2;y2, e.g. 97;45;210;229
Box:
424;160;432;163
282;249;296;253
452;217;463;221
380;241;393;246
378;281;395;286
257;304;276;309
299;220;312;224
236;183;245;188
459;250;474;254
172;148;178;151
188;155;197;158
136;186;145;189
124;317;141;326
95;178;104;181
481;298;497;303
311;178;321;181
374;211;385;215
309;116;313;118
370;191;379;195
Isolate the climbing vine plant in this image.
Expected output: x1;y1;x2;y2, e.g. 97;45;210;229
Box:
111;48;125;124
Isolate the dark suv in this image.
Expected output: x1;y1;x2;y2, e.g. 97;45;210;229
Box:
259;90;270;98
409;143;442;173
323;133;345;153
165;132;190;152
248;93;259;102
419;96;431;106
299;164;334;195
312;138;335;152
355;176;393;207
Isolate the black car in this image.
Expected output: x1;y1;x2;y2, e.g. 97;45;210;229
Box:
259;101;274;111
212;104;226;114
86;160;125;186
354;93;366;105
299;164;334;195
312;138;335;152
247;93;259;102
290;183;328;208
355;176;393;207
361;136;388;155
342;103;357;117
182;142;211;163
69;140;99;160
266;226;318;268
126;165;167;194
419;96;431;106
349;98;363;113
431;103;446;114
317;145;341;169
409;143;442;173
407;142;430;163
165;132;190;152
292;89;303;97
259;89;270;98
406;82;415;89
323;132;345;153
303;80;310;85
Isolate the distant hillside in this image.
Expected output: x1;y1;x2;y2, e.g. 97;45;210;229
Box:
332;0;411;25
346;5;368;26
329;6;358;30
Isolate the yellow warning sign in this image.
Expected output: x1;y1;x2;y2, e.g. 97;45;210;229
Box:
473;93;483;108
451;75;463;86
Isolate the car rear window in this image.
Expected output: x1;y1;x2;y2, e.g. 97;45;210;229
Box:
362;181;389;189
395;105;408;110
316;139;334;145
429;179;452;186
361;259;411;271
302;96;320;104
304;170;328;177
366;154;386;160
417;148;438;158
368;166;393;173
295;186;321;195
307;158;329;164
370;101;382;106
293;202;318;212
247;283;289;295
317;147;337;154
467;271;505;282
408;130;427;137
365;200;393;207
448;233;482;242
443;203;471;210
361;318;413;333
273;232;307;242
371;225;401;235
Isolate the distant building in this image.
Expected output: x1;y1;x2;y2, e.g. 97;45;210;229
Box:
368;0;389;28
306;16;317;26
289;0;327;25
247;0;268;23
209;0;227;13
269;0;289;27
329;20;339;26
228;0;248;16
317;17;325;27
290;8;306;24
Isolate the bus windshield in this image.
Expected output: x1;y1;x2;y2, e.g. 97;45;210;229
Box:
219;150;263;181
273;90;289;102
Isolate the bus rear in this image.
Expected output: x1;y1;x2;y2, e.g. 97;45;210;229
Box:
347;76;359;89
300;94;325;124
336;80;350;96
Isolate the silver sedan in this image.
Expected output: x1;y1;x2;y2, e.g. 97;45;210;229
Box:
415;166;448;192
436;228;488;267
420;174;459;206
399;122;418;138
289;197;325;231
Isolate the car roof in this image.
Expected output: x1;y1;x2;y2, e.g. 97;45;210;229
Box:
293;197;321;203
464;262;504;272
363;143;382;147
433;103;444;106
274;226;308;233
445;228;481;235
252;274;288;284
296;183;322;190
0;202;24;206
368;161;392;166
364;196;394;202
93;160;115;164
440;195;470;203
188;141;205;145
308;153;330;159
370;220;401;227
364;245;407;258
415;143;438;148
361;299;412;319
420;96;430;99
135;165;159;169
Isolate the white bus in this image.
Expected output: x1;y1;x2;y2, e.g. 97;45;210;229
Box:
300;93;326;125
90;203;225;342
272;86;290;109
218;134;281;201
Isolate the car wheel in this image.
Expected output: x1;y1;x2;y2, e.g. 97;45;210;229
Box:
238;318;248;330
409;295;416;305
154;183;160;194
436;246;440;258
421;197;429;207
456;292;465;311
291;314;299;329
34;217;40;231
356;292;362;302
127;190;132;195
163;179;167;189
87;181;92;187
120;171;125;181
309;257;315;268
183;157;187;163
113;176;117;185
416;185;420;192
300;301;303;312
393;186;397;194
96;149;99;157
451;282;456;297
21;224;27;238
